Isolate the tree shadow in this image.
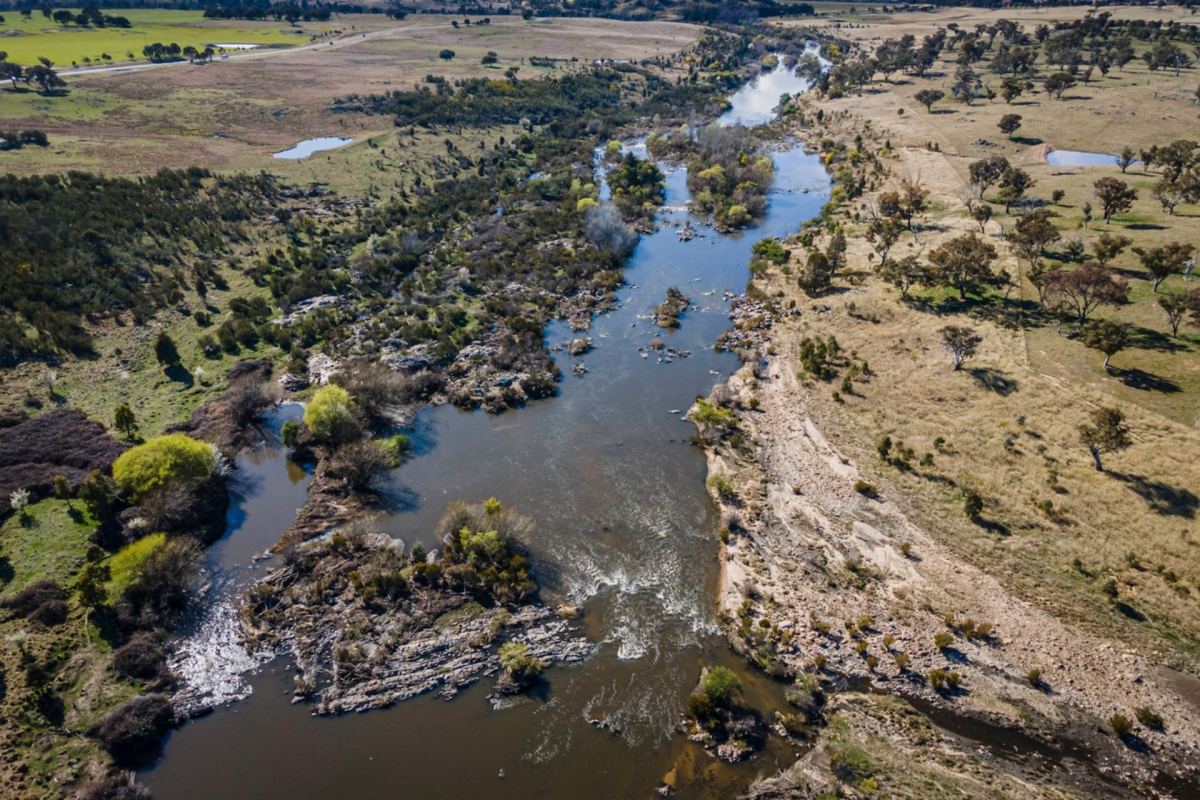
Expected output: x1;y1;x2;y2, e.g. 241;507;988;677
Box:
1117;731;1152;753
1124;223;1167;231
968;367;1019;396
1109;471;1198;518
1113;601;1146;622
1111;368;1180;394
1127;325;1187;354
0;555;12;584
163;364;194;387
930;108;958;115
1010;136;1044;146
973;516;1010;536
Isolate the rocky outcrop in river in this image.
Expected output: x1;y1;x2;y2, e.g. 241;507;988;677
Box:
241;521;592;715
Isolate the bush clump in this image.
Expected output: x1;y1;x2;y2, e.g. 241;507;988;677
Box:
303;385;360;443
437;498;536;604
112;631;166;680
97;693;175;766
112;434;217;501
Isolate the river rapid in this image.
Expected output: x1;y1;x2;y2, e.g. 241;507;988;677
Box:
145;61;831;799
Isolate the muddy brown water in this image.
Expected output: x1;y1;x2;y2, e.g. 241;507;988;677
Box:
144;63;829;800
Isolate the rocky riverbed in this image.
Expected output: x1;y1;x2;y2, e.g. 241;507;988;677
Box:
239;524;593;715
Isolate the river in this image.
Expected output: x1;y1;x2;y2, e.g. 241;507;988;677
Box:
145;61;830;799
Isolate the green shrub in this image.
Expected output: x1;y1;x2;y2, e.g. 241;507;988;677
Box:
700;665;741;705
933;631;954;651
381;434;412;467
112;434;217;501
1110;713;1134;737
280;420;300;448
304;385;358;443
107;533;167;596
1135;706;1163;730
497;640;543;681
707;474;738;503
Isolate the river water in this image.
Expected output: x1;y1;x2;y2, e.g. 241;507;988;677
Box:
145;62;830;799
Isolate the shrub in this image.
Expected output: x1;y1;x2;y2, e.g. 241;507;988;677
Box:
280;420;300;448
934;631;954;651
1135;706;1163;731
113;632;166;680
1109;713;1134;737
108;534;167;596
700;665;741;705
381;434;412;467
1027;668;1042;687
120;537;200;625
963;490;983;520
303;385;359;443
853;480;878;499
112;434;216;501
497;640;543;682
329;440;391;491
2;580;67;619
97;693;174;766
80;776;153;800
707;474;738;503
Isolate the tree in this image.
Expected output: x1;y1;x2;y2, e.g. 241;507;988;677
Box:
1092;233;1131;267
1008;209;1060;270
1093;177;1136;224
1159;292;1190;337
25;62;64;94
968;155;1009;193
914;88;944;112
111;434;218;501
927;233;1000;299
997;167;1034;213
940;326;982;370
480;51;499;66
53;474;72;507
114;403;138;440
438;49;455;61
75;561;110;624
1117;147;1136;174
997;113;1022;138
153;332;179;367
880;255;927;300
1083;319;1129;370
1000;75;1024;104
1078;407;1130;471
1152;179;1186;215
303;384;360;443
1044;72;1076;99
865;215;905;267
1133;242;1195;291
972;203;992;233
1044;263;1129;321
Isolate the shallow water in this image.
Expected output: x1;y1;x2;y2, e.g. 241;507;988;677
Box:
273;136;353;160
1046;149;1132;168
719;56;820;128
146;65;830;799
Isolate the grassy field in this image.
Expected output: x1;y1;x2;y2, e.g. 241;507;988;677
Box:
0;15;698;178
761;5;1200;664
0;8;335;66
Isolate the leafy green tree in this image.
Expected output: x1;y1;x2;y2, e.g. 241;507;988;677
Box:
497;641;543;685
997;166;1034;213
1093;177;1136;224
914;88;944;112
1092;233;1131;267
1158;292;1190;337
997;113;1022;138
153;332;180;367
1083;320;1129;370
1132;242;1195;291
114;403;138;440
1078;407;1130;471
927;233;1000;299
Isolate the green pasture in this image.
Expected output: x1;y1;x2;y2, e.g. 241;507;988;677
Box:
0;9;320;66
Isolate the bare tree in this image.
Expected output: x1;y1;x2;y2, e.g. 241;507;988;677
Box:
940;325;982;370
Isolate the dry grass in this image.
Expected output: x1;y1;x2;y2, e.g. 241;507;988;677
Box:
759;10;1200;661
0;15;699;177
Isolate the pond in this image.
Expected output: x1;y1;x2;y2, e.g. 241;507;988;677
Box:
1046;148;1134;168
273;136;354;160
146;63;832;800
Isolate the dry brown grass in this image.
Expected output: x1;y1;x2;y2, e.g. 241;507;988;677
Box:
759;10;1200;662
